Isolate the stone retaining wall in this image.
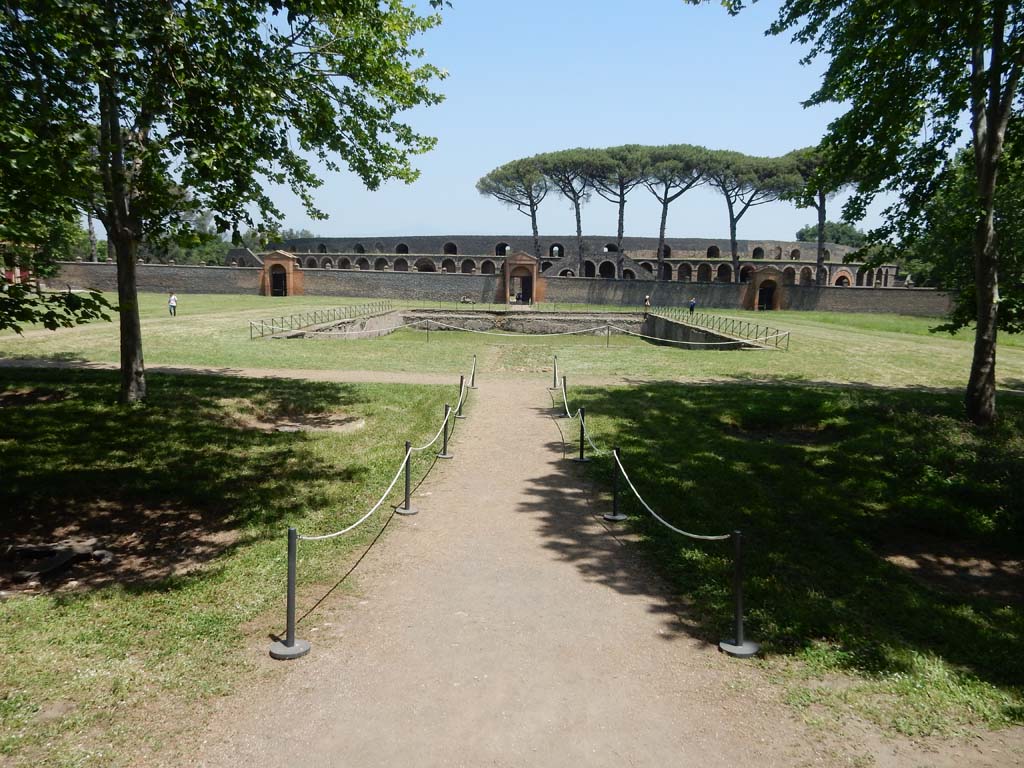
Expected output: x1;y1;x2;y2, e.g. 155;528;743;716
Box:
641;315;756;350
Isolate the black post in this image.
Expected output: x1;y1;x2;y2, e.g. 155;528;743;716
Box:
438;405;453;459
268;527;311;660
603;446;626;521
573;407;589;463
396;441;418;515
456;375;467;419
718;530;760;658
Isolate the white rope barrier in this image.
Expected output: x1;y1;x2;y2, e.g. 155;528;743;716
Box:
581;419;608;456
612;451;731;541
561;382;574;418
298;446;413;541
412;407;452;452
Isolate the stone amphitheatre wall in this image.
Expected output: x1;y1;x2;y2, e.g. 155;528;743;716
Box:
50;261;953;317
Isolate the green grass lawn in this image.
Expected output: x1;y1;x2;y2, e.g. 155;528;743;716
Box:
0;368;462;767
571;382;1023;737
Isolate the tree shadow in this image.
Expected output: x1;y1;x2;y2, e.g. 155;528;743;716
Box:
0;368;374;594
548;380;1023;701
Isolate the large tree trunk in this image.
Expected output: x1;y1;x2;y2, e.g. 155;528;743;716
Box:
573;198;584;274
616;185;626;278
113;233;146;403
657;197;669;282
529;203;541;262
727;198;739;283
816;191;826;285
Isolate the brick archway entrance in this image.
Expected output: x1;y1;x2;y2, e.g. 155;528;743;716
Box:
501;251;546;305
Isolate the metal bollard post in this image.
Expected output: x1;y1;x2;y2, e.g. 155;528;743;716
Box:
573;407;589;463
604;447;627;521
395;441;418;515
269;527;311;660
437;404;453;459
606;325;610;347
550;355;559;390
561;376;570;417
719;530;760;658
469;354;478;389
456;375;467;419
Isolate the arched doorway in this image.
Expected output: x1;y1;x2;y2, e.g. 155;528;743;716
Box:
623;269;635;279
393;258;409;272
598;260;616;278
678;264;692;281
707;245;720;259
270;265;287;296
356;257;370;270
757;279;777;310
374;258;388;271
696;263;712;282
510;265;534;303
739;265;755;283
799;267;813;285
415;258;436;272
782;267;796;286
716;264;732;282
835;275;851;287
443;242;458;255
461;259;476;274
481;260;496;275
442;258;457;273
584;260;596;277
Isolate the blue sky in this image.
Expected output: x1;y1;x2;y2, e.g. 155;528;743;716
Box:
275;1;877;241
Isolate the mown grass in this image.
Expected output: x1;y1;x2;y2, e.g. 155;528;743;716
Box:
571;382;1024;737
2;293;1024;390
0;368;461;767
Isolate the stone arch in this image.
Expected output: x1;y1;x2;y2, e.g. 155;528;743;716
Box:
481;260;496;274
623;269;636;280
338;257;351;269
415;258;436;272
442;258;457;273
716;264;732;282
549;243;565;259
318;243;328;253
757;279;778;311
752;246;765;259
782;266;796;285
442;241;458;255
583;260;597;277
790;248;801;260
856;267;869;286
353;243;366;254
817;266;829;284
678;263;692;281
356;257;370;270
834;273;852;287
374;257;388;271
461;259;476;274
640;262;654;273
322;258;334;269
661;244;672;259
773;246;783;260
739;265;755;283
396;243;409;254
374;242;385;253
823;249;831;261
541;261;552;271
799;266;813;285
865;268;875;287
559;269;575;277
495;242;510;256
305;257;318;268
393;258;409;272
269;264;288;296
604;243;618;252
598;260;616;278
707;245;721;259
697;263;713;282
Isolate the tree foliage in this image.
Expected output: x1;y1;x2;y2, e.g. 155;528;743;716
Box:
476;158;550;260
796;220;866;247
642;145;707;278
589;145;650;263
1;0;448;401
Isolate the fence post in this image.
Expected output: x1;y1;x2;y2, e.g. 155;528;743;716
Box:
603;447;626;521
268;527;311;660
395;441;418;515
719;530;760;658
606;325;610;347
456;375;467;419
437;405;453;459
469;354;478;389
550;355;559;390
573;407;589;463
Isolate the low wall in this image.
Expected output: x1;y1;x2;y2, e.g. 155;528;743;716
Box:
400;310;642;335
50;262;953;317
642;315;756;350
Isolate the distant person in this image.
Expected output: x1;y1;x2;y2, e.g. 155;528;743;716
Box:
688;296;696;315
168;291;178;317
643;294;651;318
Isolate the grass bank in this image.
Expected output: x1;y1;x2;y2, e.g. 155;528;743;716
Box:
571;381;1023;737
0;368;460;767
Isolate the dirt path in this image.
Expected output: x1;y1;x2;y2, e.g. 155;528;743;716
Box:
190;376;836;767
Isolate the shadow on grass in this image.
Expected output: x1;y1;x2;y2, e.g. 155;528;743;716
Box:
559;380;1023;707
0;368;373;593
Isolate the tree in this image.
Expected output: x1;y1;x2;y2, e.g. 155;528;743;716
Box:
589;145;649;274
795;221;866;248
642;145;707;280
704;151;799;280
538;148;610;271
1;0;447;402
785;146;853;284
699;1;1024;425
476;158;550;261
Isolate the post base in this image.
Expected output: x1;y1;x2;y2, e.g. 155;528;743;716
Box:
395;505;419;516
603;513;627;522
436;452;454;460
572;457;590;463
455;414;467;420
718;639;761;658
269;638;311;660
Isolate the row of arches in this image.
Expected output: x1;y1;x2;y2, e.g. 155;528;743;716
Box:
303;256;499;274
548;259;852;287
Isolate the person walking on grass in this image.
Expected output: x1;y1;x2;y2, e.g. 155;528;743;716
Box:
643;294;651;319
689;296;696;316
168;291;178;317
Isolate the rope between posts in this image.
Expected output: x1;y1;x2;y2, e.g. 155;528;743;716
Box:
561;382;573;418
612;451;731;541
581;418;608;456
298;446;412;541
